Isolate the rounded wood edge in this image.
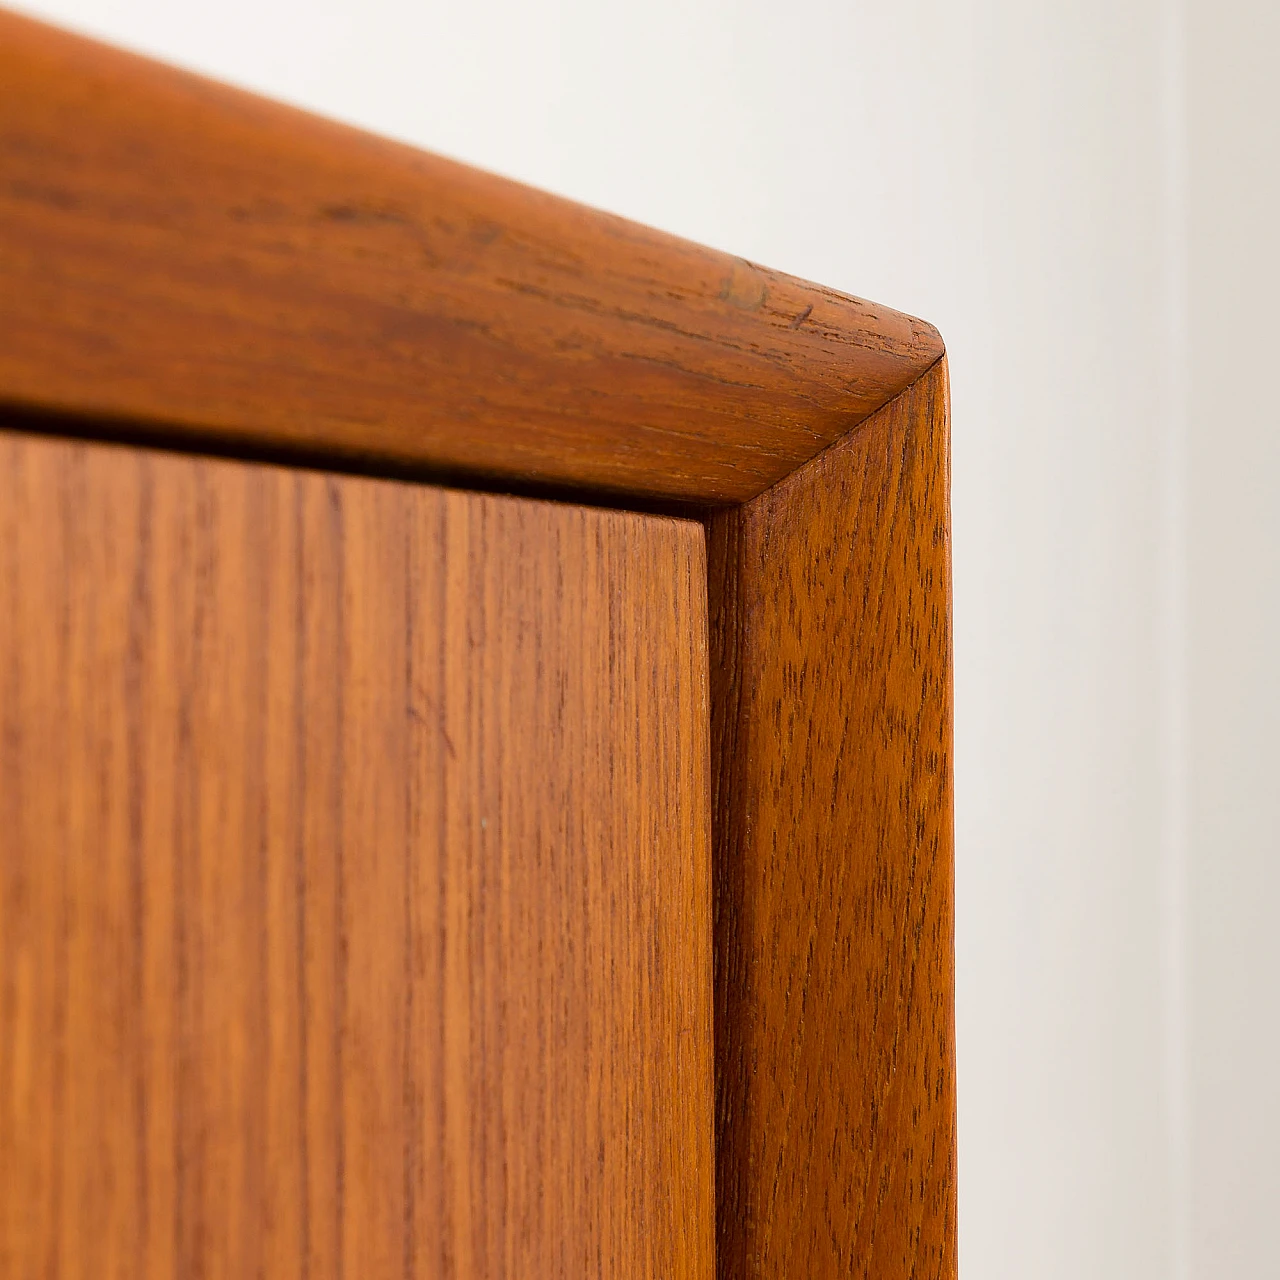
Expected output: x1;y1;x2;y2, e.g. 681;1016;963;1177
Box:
0;7;944;505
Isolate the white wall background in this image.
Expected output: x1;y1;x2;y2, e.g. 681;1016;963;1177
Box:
1185;2;1280;1273
14;1;1278;1275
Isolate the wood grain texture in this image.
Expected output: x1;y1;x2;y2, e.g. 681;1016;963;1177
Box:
0;9;942;503
708;358;955;1278
0;431;714;1279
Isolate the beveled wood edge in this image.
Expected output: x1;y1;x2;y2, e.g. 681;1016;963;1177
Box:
0;8;943;506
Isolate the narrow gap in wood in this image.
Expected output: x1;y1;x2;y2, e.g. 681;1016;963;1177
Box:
0;406;716;522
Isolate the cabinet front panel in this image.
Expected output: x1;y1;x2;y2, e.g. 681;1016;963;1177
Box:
0;431;712;1278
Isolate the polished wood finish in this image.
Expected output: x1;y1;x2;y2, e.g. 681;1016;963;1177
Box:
0;9;942;503
0;432;714;1278
710;360;955;1277
0;12;956;1278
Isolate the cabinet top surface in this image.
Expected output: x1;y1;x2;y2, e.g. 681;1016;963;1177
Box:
0;7;943;506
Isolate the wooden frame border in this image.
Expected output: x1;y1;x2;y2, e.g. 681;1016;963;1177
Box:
0;9;955;1278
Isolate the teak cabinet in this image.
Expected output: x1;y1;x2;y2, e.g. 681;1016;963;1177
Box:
0;10;956;1279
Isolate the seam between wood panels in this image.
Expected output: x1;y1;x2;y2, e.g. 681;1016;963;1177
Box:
724;352;949;515
0;355;948;522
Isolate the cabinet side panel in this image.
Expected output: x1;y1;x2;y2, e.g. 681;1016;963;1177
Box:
709;360;955;1278
0;433;713;1279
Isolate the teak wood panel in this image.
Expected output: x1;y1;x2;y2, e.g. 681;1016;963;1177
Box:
0;11;958;1278
0;9;942;503
710;361;955;1277
0;432;714;1279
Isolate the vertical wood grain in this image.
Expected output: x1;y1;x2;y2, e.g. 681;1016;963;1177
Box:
708;359;955;1278
0;431;713;1279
